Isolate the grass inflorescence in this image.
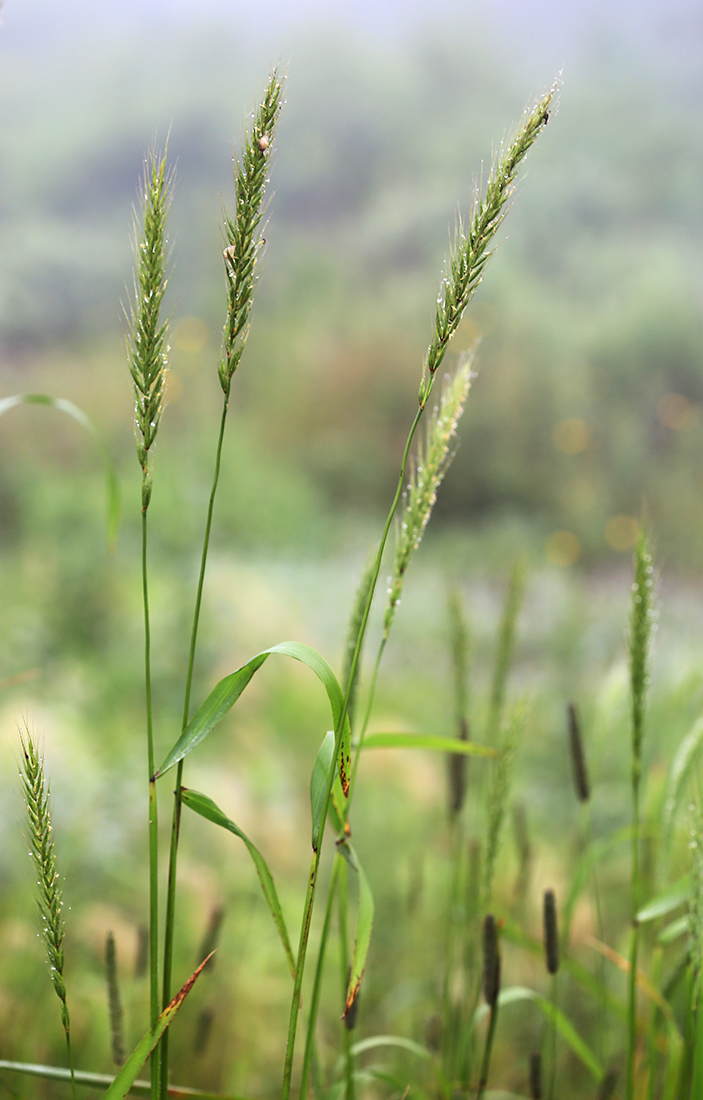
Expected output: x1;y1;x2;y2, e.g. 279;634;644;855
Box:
9;66;703;1100
19;729;76;1100
20;67;703;1100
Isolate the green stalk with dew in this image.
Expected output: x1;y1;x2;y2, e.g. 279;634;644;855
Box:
125;142;173;1100
291;83;556;1100
159;69;284;1099
19;730;77;1100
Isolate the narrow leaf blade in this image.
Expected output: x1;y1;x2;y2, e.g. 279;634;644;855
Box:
343;843;375;1016
156;642;350;783
155;654;269;776
268;642;351;796
101;955;210;1100
361;732;498;758
182;788;295;977
311;732;335;851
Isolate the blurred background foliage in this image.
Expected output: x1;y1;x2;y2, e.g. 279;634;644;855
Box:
1;1;703;1095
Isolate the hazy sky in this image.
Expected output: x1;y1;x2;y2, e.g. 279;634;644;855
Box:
2;0;700;73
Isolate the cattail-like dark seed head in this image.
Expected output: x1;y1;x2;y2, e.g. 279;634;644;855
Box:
135;924;148;979
543;889;559;975
198;904;225;971
482;913;501;1007
193;1006;215;1056
529;1052;543;1099
596;1069;618;1100
567;702;590;802
448;717;469;815
105;931;125;1065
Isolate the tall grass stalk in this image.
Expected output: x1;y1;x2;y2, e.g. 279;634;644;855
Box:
19;730;77;1100
353;352;475;777
125;141;173;1100
159;71;283;1100
567;702;608;1064
290;85;554;1099
487;559;525;745
626;532;655;1100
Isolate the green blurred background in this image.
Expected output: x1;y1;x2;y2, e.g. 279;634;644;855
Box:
1;0;703;1094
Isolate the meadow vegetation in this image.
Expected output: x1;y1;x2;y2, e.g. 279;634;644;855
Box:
2;51;703;1100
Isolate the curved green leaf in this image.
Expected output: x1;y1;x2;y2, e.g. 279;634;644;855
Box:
663;715;703;848
658;915;688;946
0;393;120;547
499;914;627;1021
181;787;295;977
0;1060;249;1100
101;954;211;1100
474;986;603;1081
360;732;498;758
342;841;375;1017
155;643;350;794
348;1036;432;1061
637;876;689;924
311;731;335;850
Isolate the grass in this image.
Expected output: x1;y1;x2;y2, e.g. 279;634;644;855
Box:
4;62;703;1100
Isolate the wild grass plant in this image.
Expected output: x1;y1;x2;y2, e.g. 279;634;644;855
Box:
6;62;703;1100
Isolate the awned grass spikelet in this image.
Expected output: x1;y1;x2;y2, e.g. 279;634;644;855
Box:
19;729;76;1100
125;142;173;513
124;138;173;1100
384;352;475;641
419;80;556;408
626;531;657;1100
220;68;284;394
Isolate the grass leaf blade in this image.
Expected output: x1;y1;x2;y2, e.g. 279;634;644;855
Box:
473;986;603;1081
311;732;335;850
342;843;375;1018
360;732;498;758
101;955;211;1100
181;788;295;977
0;1062;250;1100
155;643;350;787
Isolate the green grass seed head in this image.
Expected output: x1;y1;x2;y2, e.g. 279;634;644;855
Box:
19;729;70;1028
125;142;174;511
629;531;657;775
384;354;474;640
219;68;285;393
419;79;557;407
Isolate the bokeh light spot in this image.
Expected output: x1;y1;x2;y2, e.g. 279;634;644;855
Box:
546;530;581;567
553;418;589;455
656;392;698;431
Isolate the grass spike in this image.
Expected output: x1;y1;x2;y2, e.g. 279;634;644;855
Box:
19;729;77;1100
125;141;173;513
384;352;475;641
483;705;524;908
419;79;556;407
219;68;285;394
